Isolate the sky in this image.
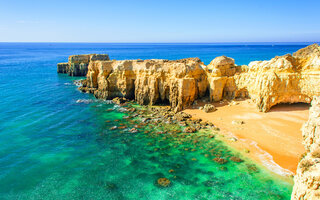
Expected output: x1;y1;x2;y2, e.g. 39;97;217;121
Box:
0;0;319;43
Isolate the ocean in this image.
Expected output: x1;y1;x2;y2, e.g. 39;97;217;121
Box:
0;43;314;199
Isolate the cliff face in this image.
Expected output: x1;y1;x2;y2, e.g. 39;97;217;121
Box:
205;44;320;112
58;44;320;112
235;44;320;112
291;96;320;199
58;54;110;76
80;58;208;112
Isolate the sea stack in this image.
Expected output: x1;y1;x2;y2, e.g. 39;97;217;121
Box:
58;54;110;76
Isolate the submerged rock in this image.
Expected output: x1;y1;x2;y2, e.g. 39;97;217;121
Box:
105;182;118;190
129;128;138;133
157;178;171;187
213;157;228;164
230;156;243;163
246;164;259;173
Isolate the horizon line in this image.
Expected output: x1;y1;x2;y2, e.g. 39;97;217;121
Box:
0;41;319;44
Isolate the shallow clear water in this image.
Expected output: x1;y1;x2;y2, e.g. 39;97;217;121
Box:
0;43;313;199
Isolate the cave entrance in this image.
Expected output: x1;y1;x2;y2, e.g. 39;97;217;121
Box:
156;98;170;106
269;102;310;112
126;79;136;100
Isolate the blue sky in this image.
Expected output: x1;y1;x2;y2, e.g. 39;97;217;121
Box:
0;0;319;42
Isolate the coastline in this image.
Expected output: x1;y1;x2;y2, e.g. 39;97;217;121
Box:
54;44;320;198
184;99;308;176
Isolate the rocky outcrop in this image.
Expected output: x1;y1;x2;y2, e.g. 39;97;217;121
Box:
234;44;320;112
205;44;320;112
291;96;320;199
79;58;208;112
58;44;320;112
58;54;110;76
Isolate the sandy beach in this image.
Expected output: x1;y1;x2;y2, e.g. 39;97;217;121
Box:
184;99;309;175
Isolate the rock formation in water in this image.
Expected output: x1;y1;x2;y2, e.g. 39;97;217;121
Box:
58;54;110;76
291;96;320;200
58;44;320;112
79;58;208;112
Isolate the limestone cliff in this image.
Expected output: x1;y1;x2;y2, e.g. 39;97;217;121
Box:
291;96;320;199
234;44;320;112
80;58;208;112
58;44;320;112
58;54;110;76
205;44;320;112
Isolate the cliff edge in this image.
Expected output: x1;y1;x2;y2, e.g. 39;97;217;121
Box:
291;96;320;199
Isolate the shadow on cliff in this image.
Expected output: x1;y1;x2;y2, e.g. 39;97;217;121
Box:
268;102;310;113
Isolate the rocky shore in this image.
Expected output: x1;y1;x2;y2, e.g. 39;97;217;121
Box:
58;44;320;112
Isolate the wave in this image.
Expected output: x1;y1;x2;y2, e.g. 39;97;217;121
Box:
76;99;95;104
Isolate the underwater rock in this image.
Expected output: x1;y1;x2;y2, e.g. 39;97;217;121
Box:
230;156;243;163
213;157;228;164
157;178;171;187
203;180;217;187
246;164;259;173
129;128;138;133
105;182;118;191
219;166;228;171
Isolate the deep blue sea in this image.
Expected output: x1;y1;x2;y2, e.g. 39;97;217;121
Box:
0;43;316;200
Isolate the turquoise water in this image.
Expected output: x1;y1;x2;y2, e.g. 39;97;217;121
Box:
0;43;314;199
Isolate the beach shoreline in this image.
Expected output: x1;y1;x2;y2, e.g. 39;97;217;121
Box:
184;99;308;176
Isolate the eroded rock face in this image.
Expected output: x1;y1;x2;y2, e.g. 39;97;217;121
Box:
58;54;110;76
291;96;320;199
206;44;320;112
59;44;320;112
79;58;208;112
234;44;320;112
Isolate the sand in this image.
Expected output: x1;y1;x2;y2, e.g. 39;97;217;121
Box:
184;99;309;175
